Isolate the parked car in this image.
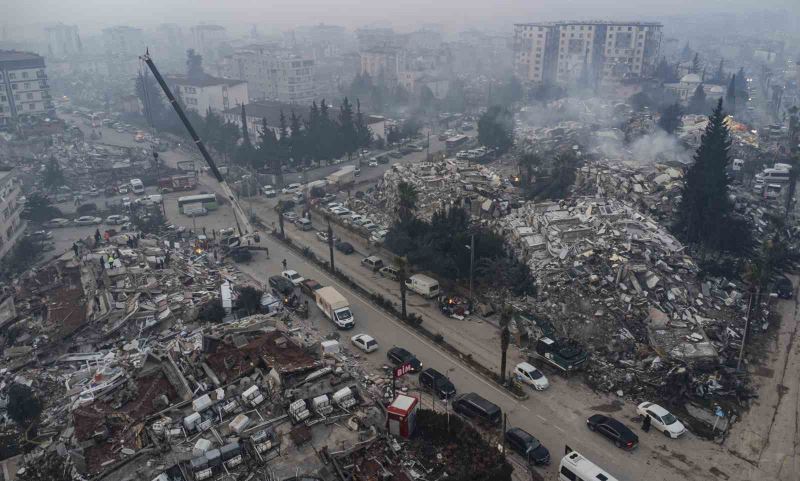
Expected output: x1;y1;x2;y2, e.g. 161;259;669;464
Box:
361;255;384;271
74;216;102;226
586;414;639;450
282;211;299;222
351;334;379;353
316;230;336;243
452;392;502;426
300;279;324;296
282;183;302;194
268;275;295;295
262;185;277;197
379;266;400;281
105;214;130;225
281;270;305;286
368;160;378;167
322;194;337;203
326;202;343;211
505;428;550;465
418;368;456;399
775;276;793;299
386;346;422;372
513;362;549;390
26;230;53;241
335;241;354;254
636;402;687;438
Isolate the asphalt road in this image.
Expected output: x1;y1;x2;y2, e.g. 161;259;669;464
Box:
59;111;779;481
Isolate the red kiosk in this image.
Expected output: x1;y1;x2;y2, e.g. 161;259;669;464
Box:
387;394;419;438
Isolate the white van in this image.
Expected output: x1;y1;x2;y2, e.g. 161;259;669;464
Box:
130;178;145;194
756;168;790;183
559;451;618;481
295;218;313;231
405;274;439;298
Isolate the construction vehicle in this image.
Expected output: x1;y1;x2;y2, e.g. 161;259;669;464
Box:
530;337;588;373
140;51;259;252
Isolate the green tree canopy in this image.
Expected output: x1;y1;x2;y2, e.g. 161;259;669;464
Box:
478;106;513;154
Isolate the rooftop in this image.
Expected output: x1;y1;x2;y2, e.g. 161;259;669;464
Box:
0;50;43;63
515;20;663;27
166;73;246;88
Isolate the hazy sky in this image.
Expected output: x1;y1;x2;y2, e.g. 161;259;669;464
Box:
9;0;800;35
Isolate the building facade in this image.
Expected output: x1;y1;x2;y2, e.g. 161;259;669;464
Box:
0;50;54;128
102;26;144;60
45;24;82;59
360;47;406;84
191;25;227;64
222;45;315;104
0;168;24;260
167;74;248;115
513;21;662;86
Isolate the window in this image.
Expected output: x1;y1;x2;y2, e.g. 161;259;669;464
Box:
23;83;30;89
0;95;5;102
9;73;15;79
28;103;35;110
26;93;33;100
22;71;28;78
560;466;577;481
11;84;17;90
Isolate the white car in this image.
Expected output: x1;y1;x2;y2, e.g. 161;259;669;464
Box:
514;362;549;390
105;214;130;225
351;334;379;353
637;402;687;438
281;270;305;286
262;185;277;197
350;214;364;224
121;196;132;207
331;207;351;217
44;218;71;228
326;202;343;211
74;216;102;226
282;183;302;194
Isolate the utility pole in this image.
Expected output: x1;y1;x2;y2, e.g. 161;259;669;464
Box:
501;413;507;454
468;234;475;302
426;130;430;161
327;221;335;273
737;288;757;370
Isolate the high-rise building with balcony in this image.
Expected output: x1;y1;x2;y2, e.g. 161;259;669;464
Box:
0;50;54;128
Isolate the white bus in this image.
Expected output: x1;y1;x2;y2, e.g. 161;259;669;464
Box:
178;194;219;214
559;451;619;481
130;178;145;194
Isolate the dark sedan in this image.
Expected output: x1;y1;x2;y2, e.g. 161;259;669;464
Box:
586;414;639;450
386;346;422;372
268;275;295;295
335;240;354;254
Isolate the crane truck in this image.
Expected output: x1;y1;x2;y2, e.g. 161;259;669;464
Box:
140;50;260;252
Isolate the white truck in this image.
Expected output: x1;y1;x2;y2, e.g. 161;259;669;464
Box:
405;274;440;299
315;286;355;329
326;165;355;188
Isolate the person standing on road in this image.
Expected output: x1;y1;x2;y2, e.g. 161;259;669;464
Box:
282;259;287;270
642;414;651;432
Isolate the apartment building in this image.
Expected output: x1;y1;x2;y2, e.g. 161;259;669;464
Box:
0;168;24;260
166;74;248;115
513;21;662;86
0;50;54;128
222;45;315;104
102;26;144;60
45;24;82;59
360;47;406;84
191;25;227;63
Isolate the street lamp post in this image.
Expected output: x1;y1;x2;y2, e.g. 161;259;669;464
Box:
465;234;475;303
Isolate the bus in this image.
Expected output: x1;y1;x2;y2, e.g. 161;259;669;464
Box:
130;178;145;194
446;134;469;153
178;194;218;214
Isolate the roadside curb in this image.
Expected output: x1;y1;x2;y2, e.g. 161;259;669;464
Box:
270;231;529;402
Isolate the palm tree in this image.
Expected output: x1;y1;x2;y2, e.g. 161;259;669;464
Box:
394;256;410;320
276;200;286;237
499;305;512;383
397;181;418;220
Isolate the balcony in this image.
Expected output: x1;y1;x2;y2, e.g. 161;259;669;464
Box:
36;71;47;79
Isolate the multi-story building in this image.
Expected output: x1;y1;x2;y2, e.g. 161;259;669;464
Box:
222;45;315;104
166;74;248;115
191;25;227;63
360;47;406;84
102;25;144;60
0;50;54;128
513;21;662;86
0;168;24;260
45;24;82;59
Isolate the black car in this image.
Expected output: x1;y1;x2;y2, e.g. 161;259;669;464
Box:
268;275;295;295
586;414;639;450
419;368;456;399
335;241;354;254
386;346;422;372
775;276;793;299
505;428;550;465
452;392;502;426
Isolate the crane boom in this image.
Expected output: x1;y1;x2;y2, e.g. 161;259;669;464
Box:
140;50;259;245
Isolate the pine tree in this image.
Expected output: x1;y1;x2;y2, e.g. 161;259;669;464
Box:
186;49;204;81
289;110;304;164
688;84;707;114
714;58;725;84
680;42;693;62
240;104;251;147
691;53;701;74
726;74;737;114
354;99;372;147
338;97;357;158
258;117;279;175
674;99;738;250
